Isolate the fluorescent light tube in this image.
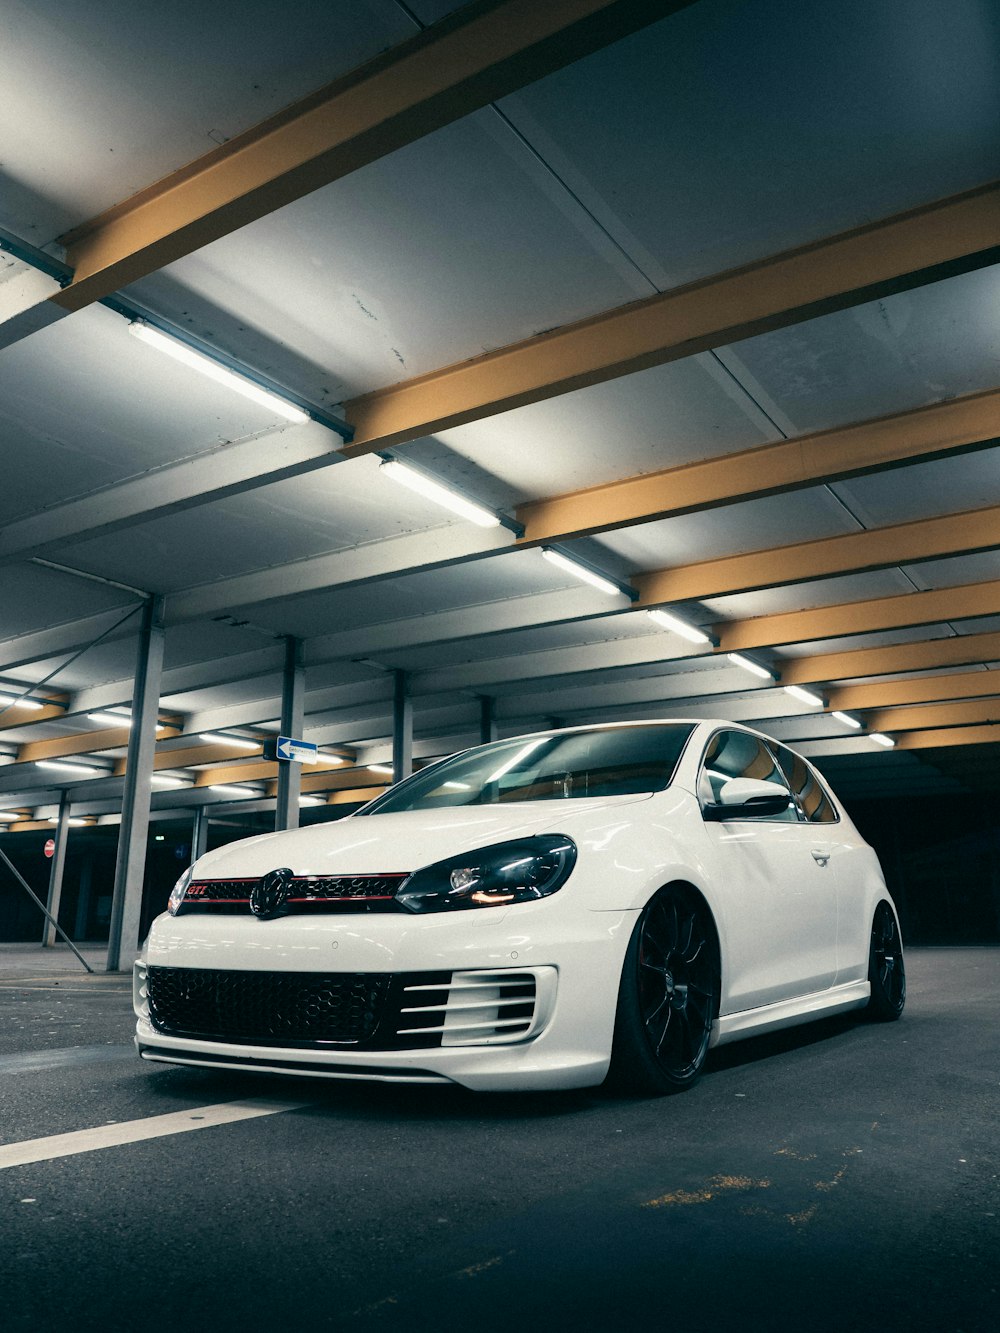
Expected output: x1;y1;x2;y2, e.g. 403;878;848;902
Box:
379;460;500;527
129;321;308;423
37;760;101;775
645;608;712;644
299;795;325;807
368;764;394;775
541;548;623;597
151;774;188;788
784;685;824;707
869;733;895;748
0;692;43;711
727;652;777;681
832;711;863;730
0;811;22;821
198;733;260;751
68;818;89;827
208;784;257;797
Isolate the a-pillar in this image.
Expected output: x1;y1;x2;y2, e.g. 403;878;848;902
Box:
392;670;412;782
41;790;71;947
106;596;165;972
275;637;305;832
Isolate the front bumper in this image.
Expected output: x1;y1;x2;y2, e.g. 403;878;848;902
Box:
134;905;634;1092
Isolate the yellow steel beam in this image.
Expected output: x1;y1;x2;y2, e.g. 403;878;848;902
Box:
717;580;1000;653
53;1;684;311
635;499;1000;607
521;391;1000;545
781;632;1000;687
867;699;1000;734
343;181;1000;453
16;725;182;765
192;756;352;786
896;724;1000;751
0;701;67;731
827;671;1000;712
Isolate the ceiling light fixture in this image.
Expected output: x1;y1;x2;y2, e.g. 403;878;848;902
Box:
541;548;631;599
727;652;778;681
198;733;261;751
869;733;896;748
784;685;824;707
36;760;102;775
368;763;394;775
645;608;713;645
0;692;43;711
68;818;89;827
129;320;309;424
831;710;863;730
151;774;189;789
379;459;501;527
299;795;325;807
208;784;259;798
0;811;22;822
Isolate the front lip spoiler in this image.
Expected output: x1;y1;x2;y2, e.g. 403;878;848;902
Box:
136;1042;450;1083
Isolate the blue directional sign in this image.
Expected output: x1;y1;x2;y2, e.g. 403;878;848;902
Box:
276;735;318;764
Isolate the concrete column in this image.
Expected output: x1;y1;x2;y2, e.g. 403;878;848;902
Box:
275;636;305;832
392;670;413;782
191;806;209;862
479;695;498;744
42;790;71;946
106;596;165;972
73;855;93;940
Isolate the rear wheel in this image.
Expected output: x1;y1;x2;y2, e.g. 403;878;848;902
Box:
608;887;719;1095
867;901;905;1021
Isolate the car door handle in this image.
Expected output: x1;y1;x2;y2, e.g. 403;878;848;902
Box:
811;850;831;866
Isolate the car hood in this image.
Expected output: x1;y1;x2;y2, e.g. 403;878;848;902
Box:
189;794;654;879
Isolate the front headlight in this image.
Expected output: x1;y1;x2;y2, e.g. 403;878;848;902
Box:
167;866;194;916
395;836;577;913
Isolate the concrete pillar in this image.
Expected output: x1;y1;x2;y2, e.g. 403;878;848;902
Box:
191;806;209;862
42;790;71;946
275;636;305;832
392;670;413;782
479;695;498;744
73;854;93;940
106;595;165;972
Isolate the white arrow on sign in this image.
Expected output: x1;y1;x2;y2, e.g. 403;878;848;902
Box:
276;736;318;764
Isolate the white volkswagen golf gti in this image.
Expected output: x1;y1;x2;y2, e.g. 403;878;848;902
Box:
134;720;905;1093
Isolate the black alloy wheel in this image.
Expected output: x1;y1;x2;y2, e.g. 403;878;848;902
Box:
608;887;719;1095
867;901;906;1021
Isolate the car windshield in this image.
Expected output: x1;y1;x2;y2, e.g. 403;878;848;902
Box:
360;723;696;814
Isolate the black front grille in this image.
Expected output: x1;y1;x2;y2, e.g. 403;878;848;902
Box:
147;966;392;1047
178;875;409;915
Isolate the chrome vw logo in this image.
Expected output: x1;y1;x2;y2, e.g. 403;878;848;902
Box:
250;866;294;919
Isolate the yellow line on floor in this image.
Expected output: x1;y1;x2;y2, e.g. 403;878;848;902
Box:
0;1098;310;1170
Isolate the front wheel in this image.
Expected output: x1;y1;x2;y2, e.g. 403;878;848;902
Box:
607;887;719;1095
867;901;905;1021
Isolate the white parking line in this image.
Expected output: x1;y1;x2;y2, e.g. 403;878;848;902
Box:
0;1098;310;1170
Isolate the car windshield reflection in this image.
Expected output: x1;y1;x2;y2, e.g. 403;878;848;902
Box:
360;723;696;814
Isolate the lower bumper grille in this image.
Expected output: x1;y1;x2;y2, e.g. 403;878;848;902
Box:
145;966;542;1051
147;967;391;1047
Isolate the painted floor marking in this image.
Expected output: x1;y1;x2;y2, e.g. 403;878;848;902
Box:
0;1097;310;1170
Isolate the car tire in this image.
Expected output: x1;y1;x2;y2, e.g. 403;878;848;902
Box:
607;886;719;1095
867;901;906;1021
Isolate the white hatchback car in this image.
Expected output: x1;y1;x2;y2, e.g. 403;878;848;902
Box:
134;720;905;1093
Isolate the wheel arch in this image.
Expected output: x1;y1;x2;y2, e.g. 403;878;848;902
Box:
645;878;723;1019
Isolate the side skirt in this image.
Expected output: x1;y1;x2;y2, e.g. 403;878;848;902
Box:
710;980;871;1048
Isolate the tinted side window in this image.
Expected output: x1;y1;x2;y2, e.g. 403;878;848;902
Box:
775;745;838;823
698;730;798;821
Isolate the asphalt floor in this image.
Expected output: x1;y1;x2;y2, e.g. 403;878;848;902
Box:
0;946;997;1332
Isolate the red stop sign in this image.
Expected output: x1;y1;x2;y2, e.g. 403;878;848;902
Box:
43;838;55;858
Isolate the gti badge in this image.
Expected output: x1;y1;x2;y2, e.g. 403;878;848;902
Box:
250;866;294;919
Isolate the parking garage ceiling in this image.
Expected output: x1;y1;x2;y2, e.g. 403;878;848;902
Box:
0;0;998;828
